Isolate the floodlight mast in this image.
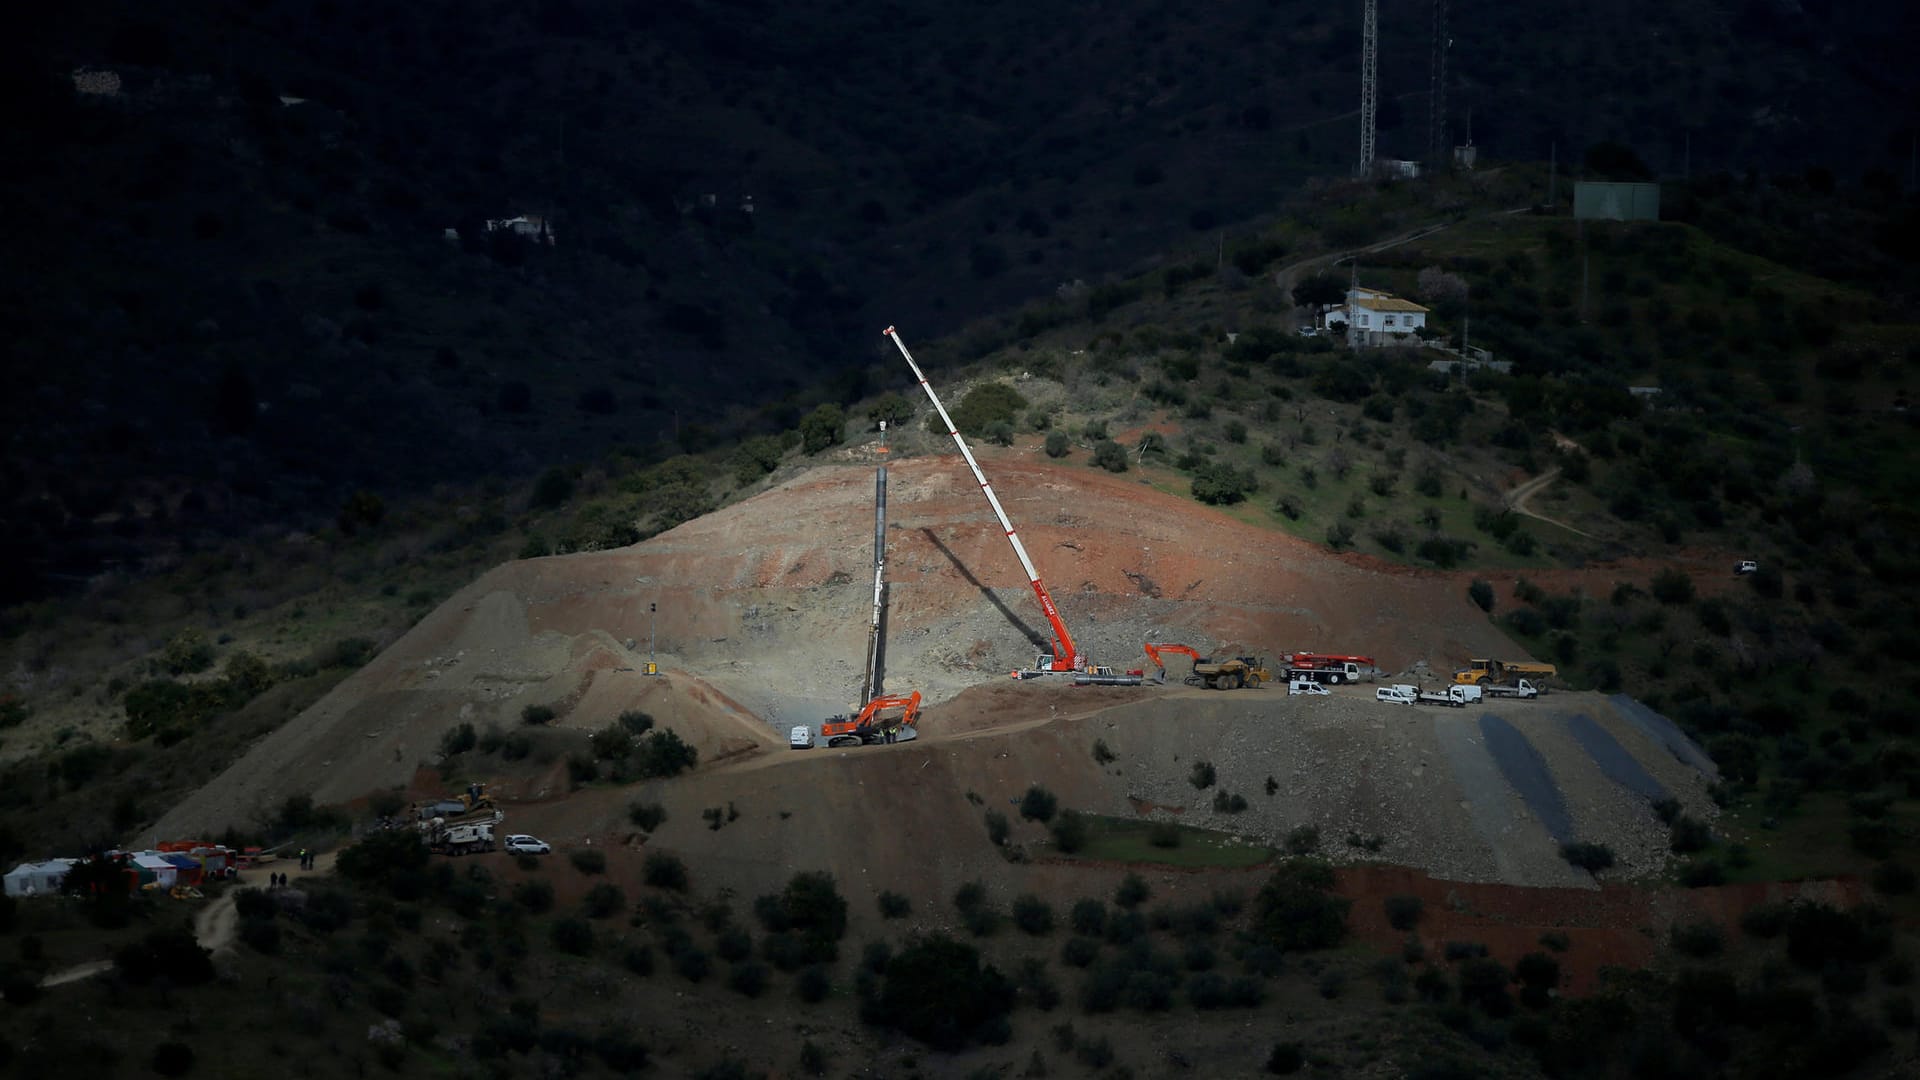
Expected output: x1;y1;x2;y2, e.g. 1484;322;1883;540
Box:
883;326;1082;675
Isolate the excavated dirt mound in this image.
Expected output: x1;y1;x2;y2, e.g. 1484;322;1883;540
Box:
156;451;1723;892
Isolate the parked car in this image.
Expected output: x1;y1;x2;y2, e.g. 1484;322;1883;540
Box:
1288;680;1331;696
1735;560;1759;576
504;835;551;855
789;725;815;750
1375;686;1417;706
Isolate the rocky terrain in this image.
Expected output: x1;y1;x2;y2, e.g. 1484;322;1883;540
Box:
155;449;1719;890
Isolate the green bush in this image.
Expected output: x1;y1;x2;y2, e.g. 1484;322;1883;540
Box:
1651;567;1695;604
634;728;699;777
1560;841;1615;872
1050;810;1089;853
628;802;668;831
1091;439;1129;472
583;883;626;919
1284;825;1321;856
984;809;1010;846
1468;580;1494;613
950;383;1028;436
521;704;556;725
1253;861;1349;952
878;891;912;918
1019;785;1058;822
1012;894;1055;935
1384;895;1423;931
1044;431;1071;458
799;403;846;454
1115;874;1150;910
570;849;607;875
551;917;594;955
876;934;1014;1050
644;852;689;891
1192;463;1257;505
515;880;555;914
1671;920;1725;958
1189;761;1217;789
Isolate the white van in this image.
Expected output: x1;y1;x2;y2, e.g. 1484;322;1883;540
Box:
1288;680;1331;696
789;725;815;750
1376;686;1417;706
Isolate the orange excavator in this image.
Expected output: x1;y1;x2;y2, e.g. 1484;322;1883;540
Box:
1143;643;1205;685
820;691;922;748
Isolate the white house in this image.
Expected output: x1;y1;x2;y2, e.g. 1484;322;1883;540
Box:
485;215;556;246
1322;286;1431;345
4;859;76;897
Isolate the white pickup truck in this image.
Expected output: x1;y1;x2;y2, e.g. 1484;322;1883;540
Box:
1481;679;1542;700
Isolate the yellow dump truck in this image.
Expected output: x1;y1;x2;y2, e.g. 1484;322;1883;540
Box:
1453;659;1556;686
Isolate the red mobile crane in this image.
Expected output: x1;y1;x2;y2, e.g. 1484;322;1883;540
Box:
884;326;1086;679
1284;652;1379;685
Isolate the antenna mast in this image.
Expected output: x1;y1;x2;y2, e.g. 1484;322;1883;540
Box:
1359;0;1378;177
1428;0;1448;170
883;326;1082;675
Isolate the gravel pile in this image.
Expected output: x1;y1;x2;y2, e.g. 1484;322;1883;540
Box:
1075;688;1716;888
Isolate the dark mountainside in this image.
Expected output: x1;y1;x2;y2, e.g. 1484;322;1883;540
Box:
3;0;1915;605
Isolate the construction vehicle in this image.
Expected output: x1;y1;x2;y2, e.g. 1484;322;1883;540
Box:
1285;652;1379;685
1143;643;1205;684
1189;656;1274;690
887;326;1098;681
414;782;495;826
425;819;496;856
1453;659;1556;686
1482;679;1543;700
1415;685;1476;708
819;691;922;748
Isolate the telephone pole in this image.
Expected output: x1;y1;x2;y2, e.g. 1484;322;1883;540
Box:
1359;0;1378;178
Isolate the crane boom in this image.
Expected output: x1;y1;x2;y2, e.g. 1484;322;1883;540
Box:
883;326;1082;673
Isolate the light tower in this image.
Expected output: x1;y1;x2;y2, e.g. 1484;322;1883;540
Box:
1359;0;1378;177
1428;0;1449;169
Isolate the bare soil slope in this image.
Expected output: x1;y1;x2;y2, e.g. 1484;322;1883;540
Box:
156;452;1716;891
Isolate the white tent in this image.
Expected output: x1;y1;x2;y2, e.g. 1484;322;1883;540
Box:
4;859;74;897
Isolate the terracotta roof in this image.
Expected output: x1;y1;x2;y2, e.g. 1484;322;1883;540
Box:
1353;296;1429;313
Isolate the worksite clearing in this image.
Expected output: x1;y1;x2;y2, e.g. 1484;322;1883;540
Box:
156;453;1726;901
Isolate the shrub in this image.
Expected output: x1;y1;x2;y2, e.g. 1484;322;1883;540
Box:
1192;463;1257;505
728;960;770;997
1651;568;1695;605
1384;895;1424;931
1013;894;1056;935
1266;1041;1305;1075
1115;874;1150;909
628;802;668;831
1213;790;1249;813
1671;920;1725;958
1669;816;1714;854
152;1043;196;1077
984;810;1010;846
570;848;607;875
583;883;626;919
1091;739;1116;765
1560;841;1615;872
674;948;711;982
950;383;1028;436
1091;439;1129;472
1069;899;1106;936
1871;862;1917;896
1468;580;1494;613
796;965;832;1004
877;934;1014;1050
799;403;846;454
521;704;556;726
634;728;699;777
1189;760;1217;789
551;917;594;955
1019;785;1058;823
644;852;689;891
515;879;555;914
1740;902;1792;939
1254;861;1349;952
1284;825;1321;856
1044;431;1070;458
1050;810;1089;853
1326;521;1355;550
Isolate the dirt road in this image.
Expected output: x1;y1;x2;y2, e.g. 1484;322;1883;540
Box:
37;851;339;987
1503;466;1597;539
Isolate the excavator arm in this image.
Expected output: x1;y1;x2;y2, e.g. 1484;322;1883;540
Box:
1143;642;1205;681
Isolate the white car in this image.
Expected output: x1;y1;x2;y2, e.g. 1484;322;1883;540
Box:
1288;680;1331;696
1375;686;1417;706
503;835;550;855
789;725;815;750
1735;560;1759;576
